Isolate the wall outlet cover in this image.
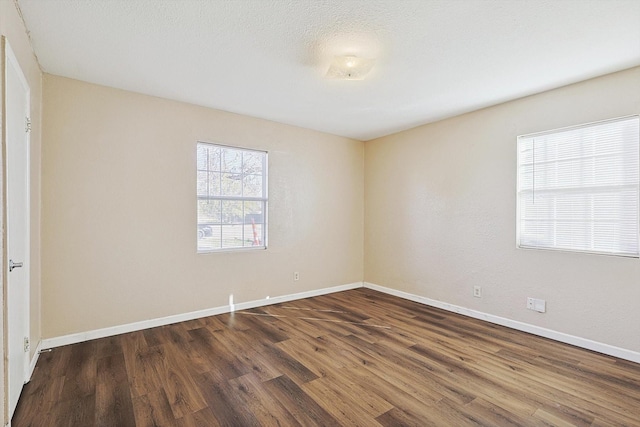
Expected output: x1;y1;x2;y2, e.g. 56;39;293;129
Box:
527;297;546;313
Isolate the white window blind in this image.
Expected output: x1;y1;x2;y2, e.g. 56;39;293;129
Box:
517;116;640;257
197;142;267;252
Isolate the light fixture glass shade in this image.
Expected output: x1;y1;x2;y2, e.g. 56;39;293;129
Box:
326;55;375;80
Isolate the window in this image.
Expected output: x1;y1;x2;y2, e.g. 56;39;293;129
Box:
517;116;640;257
197;142;267;252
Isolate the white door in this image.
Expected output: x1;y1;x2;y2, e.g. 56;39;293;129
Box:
4;39;31;420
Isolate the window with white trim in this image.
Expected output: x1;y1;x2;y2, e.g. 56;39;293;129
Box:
197;142;267;252
517;116;640;257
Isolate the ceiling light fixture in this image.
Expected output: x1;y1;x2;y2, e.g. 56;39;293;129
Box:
326;55;375;80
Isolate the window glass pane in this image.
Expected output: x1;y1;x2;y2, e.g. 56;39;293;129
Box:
221;173;242;196
244;223;263;247
243;201;264;223
198;199;221;224
197;200;222;251
208;146;222;171
243;201;265;247
197;171;208;197
199;226;221;251
197;145;208;170
197;142;266;252
517;116;639;257
208;172;221;196
221;200;243;224
243;151;263;174
243;174;263;197
221;225;243;249
222;148;242;173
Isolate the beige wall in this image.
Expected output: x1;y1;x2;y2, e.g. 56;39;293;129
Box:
42;75;364;338
1;0;43;421
37;41;640;356
365;66;640;353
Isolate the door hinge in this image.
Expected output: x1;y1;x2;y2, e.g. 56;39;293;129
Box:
24;337;30;353
25;116;31;133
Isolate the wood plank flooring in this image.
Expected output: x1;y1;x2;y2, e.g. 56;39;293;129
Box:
12;288;640;426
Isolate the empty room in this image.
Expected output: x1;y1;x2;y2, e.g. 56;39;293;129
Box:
2;0;640;425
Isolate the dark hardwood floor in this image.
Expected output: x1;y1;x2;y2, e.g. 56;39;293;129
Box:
13;288;640;426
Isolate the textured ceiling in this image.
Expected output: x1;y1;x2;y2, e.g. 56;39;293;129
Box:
16;0;640;141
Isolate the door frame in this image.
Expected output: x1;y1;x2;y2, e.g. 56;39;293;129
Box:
2;36;32;424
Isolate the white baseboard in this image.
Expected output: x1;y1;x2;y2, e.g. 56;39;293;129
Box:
40;280;639;364
364;282;640;364
41;282;363;350
231;282;363;311
26;339;42;382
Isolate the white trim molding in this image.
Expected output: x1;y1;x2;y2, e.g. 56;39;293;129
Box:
364;282;640;364
26;340;42;382
41;282;363;350
39;281;640;364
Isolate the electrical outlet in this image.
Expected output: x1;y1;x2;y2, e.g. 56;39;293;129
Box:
473;286;482;298
294;272;299;281
527;297;546;313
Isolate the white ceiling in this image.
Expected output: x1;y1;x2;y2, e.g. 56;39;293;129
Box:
16;0;640;141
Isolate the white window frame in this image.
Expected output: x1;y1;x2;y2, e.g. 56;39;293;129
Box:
516;115;640;258
197;141;268;253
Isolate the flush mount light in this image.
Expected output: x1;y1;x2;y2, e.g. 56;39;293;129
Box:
325;55;375;80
